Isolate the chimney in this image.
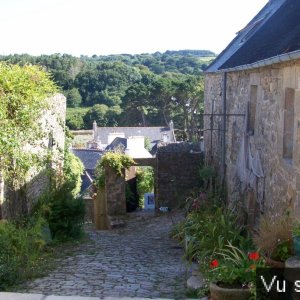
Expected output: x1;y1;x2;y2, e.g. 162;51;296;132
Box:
169;120;174;131
126;136;145;150
107;132;125;145
93;120;97;139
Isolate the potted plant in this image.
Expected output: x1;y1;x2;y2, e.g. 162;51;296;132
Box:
206;243;265;300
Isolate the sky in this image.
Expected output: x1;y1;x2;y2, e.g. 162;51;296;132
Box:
0;0;269;57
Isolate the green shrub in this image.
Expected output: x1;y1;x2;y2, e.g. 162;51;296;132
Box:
41;185;85;241
174;192;252;264
0;216;48;290
63;150;84;196
136;167;154;207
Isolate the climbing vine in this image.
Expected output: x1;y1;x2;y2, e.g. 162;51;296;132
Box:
136;167;154;204
95;152;135;188
0;62;58;187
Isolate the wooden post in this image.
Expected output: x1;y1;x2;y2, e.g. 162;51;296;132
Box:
94;187;108;230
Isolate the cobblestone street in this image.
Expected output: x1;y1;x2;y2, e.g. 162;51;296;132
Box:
18;211;187;299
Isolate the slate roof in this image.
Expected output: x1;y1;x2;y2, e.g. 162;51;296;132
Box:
71;149;102;170
81;170;94;193
96;127;175;145
206;0;297;72
105;137;127;151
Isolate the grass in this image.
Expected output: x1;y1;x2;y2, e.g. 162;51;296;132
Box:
5;236;92;292
66;107;90;114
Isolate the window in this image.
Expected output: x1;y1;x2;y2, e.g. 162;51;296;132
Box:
248;85;257;134
283;88;295;160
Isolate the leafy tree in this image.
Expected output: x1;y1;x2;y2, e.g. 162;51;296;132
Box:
65;87;82;107
66;107;87;130
0;51;212;135
83;104;109;127
171;75;204;141
122;83;153;126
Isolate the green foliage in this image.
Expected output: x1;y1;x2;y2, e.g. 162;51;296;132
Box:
63;150;84;196
292;219;300;237
0;62;58;186
272;240;291;261
0;216;49;290
95;152;135;188
182;207;248;263
144;137;152;151
0;52;211;140
64;87;82;107
199;165;216;181
207;243;265;288
44;186;85;240
66;107;89;129
136;167;154;206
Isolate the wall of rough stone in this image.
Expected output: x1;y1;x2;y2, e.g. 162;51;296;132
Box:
204;59;300;221
156;143;203;209
105;166;126;216
1;93;66;219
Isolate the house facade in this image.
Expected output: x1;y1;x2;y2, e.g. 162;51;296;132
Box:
204;0;300;224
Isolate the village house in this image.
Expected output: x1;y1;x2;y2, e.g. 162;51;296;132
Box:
204;0;300;225
71;120;176;152
0;94;66;219
71;121;176;192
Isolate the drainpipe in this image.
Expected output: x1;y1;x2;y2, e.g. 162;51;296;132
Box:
221;72;227;185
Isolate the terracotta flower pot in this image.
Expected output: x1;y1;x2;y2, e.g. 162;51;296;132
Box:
209;282;251;300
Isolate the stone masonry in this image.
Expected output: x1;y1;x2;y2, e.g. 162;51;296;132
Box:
204;59;300;220
156;143;203;209
0;93;66;219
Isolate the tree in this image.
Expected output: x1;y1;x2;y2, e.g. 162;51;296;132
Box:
65;87;82;108
122;83;152;126
171;75;204;141
83;104;109;127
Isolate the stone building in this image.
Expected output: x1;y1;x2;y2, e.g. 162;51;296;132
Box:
0;93;66;219
204;0;300;224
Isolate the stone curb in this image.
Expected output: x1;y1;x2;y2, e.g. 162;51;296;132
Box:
0;292;174;300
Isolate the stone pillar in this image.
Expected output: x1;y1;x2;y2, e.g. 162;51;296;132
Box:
105;166;126;216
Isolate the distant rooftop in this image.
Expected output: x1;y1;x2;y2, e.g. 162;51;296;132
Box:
96;126;175;146
71;148;102;170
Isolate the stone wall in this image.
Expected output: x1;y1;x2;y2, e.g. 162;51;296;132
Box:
0;93;66;219
204;59;300;221
105;166;126;216
156;143;203;209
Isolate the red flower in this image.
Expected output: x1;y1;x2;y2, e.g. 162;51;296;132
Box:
210;259;219;268
248;252;260;261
